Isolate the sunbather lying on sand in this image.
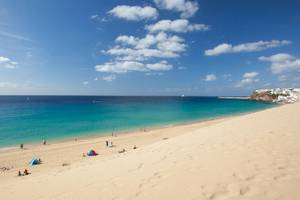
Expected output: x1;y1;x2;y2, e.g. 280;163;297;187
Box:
118;149;126;153
18;169;30;176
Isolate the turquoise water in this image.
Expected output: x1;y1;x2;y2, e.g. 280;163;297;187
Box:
0;96;274;148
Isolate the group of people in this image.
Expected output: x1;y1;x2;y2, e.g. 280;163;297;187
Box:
18;169;29;176
19;139;47;149
17;139;138;177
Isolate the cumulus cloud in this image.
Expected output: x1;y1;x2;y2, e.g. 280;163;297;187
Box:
236;72;259;87
103;74;116;82
95;60;172;74
205;74;217;81
108;5;158;21
154;0;199;18
243;72;259;79
259;53;300;74
0;56;18;69
145;60;173;71
145;19;209;33
107;32;187;61
205;40;291;56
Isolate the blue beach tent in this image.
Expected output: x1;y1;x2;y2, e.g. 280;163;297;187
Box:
30;158;40;166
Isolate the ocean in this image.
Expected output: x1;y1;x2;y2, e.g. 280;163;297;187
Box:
0;96;274;148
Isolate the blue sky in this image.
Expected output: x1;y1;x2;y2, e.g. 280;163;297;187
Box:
0;0;299;96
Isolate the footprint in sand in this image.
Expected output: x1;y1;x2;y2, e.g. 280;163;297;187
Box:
201;185;229;200
128;163;144;173
239;186;250;196
138;172;162;189
208;189;229;200
273;173;288;181
244;175;257;182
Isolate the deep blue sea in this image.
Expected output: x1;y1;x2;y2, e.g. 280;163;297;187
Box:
0;96;274;148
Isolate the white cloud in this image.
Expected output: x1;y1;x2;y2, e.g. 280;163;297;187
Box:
178;66;186;70
96;61;144;73
103;74;116;82
96;24;188;76
145;19;209;33
0;31;31;42
154;0;199;18
108;32;187;61
116;35;139;46
95;60;172;74
243;72;259;79
278;75;288;81
0;82;18;88
205;40;291;56
90;14;99;20
223;74;232;81
108;5;158;21
146;60;173;71
145;72;164;76
0;56;18;69
205;74;217;81
259;53;294;63
259;53;300;74
83;81;89;85
236;72;259;87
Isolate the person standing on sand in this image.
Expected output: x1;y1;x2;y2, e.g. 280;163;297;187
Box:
106;140;109;147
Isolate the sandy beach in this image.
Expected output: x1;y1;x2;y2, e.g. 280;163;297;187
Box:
1;102;300;200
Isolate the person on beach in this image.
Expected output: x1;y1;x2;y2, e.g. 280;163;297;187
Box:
109;141;113;148
18;170;22;176
24;169;29;175
42;139;47;145
106;140;109;147
118;149;126;153
20;144;23;149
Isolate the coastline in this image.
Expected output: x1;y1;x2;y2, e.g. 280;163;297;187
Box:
0;103;275;152
1;102;299;200
0;112;234;182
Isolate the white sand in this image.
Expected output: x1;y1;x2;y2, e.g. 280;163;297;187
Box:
1;103;300;200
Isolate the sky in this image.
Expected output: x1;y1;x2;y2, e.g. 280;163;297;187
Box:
0;0;300;96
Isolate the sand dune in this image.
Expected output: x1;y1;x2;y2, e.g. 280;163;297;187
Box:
1;103;300;200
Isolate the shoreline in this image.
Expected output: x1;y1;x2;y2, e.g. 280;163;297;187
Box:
1;102;299;199
0;113;232;153
0;104;276;153
0;111;235;182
